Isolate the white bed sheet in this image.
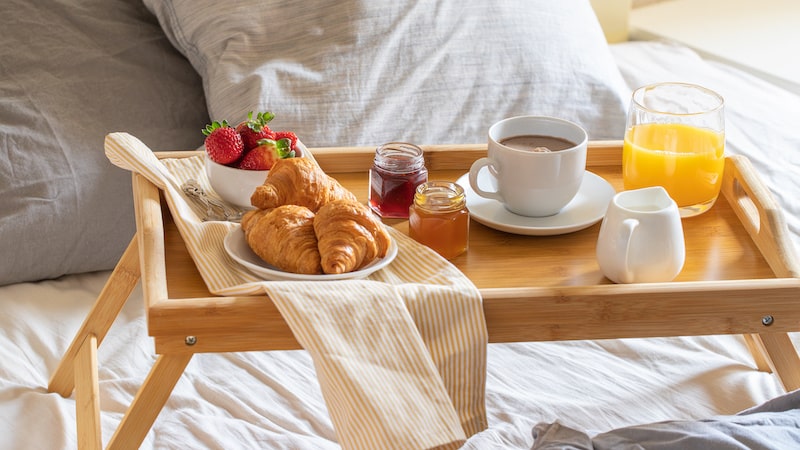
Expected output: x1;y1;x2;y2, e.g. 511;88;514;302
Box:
1;41;798;450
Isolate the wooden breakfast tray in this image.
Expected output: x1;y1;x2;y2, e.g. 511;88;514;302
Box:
142;141;800;386
48;140;800;449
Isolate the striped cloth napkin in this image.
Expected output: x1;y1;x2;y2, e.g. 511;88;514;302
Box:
105;132;488;449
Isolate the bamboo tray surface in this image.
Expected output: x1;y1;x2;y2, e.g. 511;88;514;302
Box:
156;142;793;290
141;142;800;351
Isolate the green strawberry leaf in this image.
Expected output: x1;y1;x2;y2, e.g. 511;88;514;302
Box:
245;111;276;132
253;137;295;159
275;138;294;159
202;120;230;136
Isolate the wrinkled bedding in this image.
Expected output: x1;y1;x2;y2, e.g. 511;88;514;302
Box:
1;40;799;449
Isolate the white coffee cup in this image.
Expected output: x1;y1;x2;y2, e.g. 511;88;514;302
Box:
596;186;686;284
469;116;588;217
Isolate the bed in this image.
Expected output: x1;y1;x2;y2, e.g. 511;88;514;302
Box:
2;0;799;449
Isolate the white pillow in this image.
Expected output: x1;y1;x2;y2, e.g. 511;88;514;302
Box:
144;0;629;146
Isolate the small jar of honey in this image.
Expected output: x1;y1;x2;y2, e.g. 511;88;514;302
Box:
368;142;428;219
408;181;469;260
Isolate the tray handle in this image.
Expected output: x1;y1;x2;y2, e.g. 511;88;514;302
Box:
722;155;800;278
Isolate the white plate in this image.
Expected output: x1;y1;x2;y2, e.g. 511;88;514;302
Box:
223;227;399;281
455;171;616;236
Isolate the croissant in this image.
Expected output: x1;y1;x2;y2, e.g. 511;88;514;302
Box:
241;205;322;275
314;199;392;274
240;208;270;233
250;157;356;212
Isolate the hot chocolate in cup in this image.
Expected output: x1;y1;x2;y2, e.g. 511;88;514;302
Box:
469;116;588;217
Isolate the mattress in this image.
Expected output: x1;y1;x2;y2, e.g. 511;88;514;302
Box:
2;41;799;450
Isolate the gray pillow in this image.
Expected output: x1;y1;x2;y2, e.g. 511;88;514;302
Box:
143;0;629;147
0;0;209;285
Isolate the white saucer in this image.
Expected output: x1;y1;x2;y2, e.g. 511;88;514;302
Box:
223;227;399;281
455;171;616;236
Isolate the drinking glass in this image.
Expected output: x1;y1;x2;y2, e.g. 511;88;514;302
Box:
623;82;725;217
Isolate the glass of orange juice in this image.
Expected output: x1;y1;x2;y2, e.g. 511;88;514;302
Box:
623;82;725;217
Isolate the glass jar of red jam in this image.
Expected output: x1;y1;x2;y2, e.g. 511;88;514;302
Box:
368;142;428;218
408;181;469;260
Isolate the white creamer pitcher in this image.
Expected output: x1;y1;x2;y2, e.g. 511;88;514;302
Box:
596;186;685;284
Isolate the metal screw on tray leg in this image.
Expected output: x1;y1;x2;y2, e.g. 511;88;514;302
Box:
185;336;197;346
762;315;774;326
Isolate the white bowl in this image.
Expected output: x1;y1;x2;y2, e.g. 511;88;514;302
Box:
205;157;269;209
204;140;307;209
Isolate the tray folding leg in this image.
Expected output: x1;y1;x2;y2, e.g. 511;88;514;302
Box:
744;332;800;392
75;334;101;449
743;334;773;373
47;234;195;449
754;333;800;391
48;237;141;448
105;353;193;450
49;236;141;397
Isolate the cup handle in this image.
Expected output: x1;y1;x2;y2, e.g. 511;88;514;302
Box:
620;218;639;284
469;157;504;202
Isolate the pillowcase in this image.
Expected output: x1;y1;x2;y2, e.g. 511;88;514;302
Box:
0;0;209;285
143;0;629;148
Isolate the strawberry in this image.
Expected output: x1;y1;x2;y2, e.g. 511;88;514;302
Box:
235;111;275;150
273;130;298;151
237;138;296;170
203;120;244;164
